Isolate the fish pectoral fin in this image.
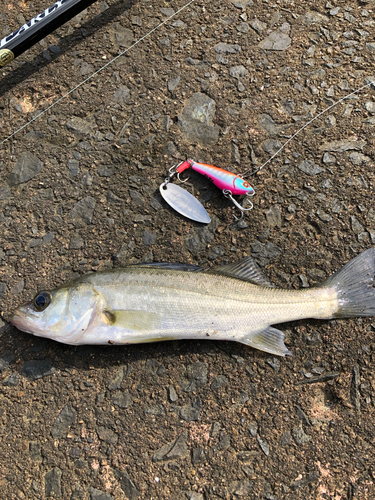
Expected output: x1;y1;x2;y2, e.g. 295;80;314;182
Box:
103;310;160;331
240;326;292;357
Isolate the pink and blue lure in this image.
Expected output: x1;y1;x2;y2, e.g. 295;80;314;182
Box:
175;159;255;219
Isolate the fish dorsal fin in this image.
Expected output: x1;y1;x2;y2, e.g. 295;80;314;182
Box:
134;262;203;272
210;257;274;287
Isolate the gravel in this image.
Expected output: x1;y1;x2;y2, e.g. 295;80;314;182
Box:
51;403;77;438
7;152;43;186
1;0;375;498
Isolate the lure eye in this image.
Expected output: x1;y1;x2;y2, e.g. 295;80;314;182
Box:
33;291;52;312
243;181;250;188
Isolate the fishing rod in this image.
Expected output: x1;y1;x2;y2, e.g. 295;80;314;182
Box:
0;0;196;146
1;0;373;179
0;0;99;67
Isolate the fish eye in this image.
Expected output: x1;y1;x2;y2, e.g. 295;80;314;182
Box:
33;291;52;312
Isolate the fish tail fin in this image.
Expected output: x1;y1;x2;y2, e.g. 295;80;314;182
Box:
321;248;375;317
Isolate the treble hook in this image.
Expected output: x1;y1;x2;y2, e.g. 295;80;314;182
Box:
222;189;253;221
161;161;192;191
169;162;189;183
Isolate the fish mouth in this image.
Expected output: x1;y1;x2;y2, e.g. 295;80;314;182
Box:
9;309;36;335
10;314;28;332
9;310;23;325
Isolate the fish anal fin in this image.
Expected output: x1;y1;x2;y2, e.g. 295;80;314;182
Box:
240;326;291;357
211;257;274;287
104;310;161;331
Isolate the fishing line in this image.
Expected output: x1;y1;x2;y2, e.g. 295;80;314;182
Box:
2;0;374;183
0;0;196;146
242;79;375;178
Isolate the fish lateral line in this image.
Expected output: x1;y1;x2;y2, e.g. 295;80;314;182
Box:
10;248;375;356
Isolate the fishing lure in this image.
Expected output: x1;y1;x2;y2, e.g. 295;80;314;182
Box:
160;159;255;223
160;164;211;225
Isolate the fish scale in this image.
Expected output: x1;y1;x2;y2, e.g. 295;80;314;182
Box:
10;249;375;356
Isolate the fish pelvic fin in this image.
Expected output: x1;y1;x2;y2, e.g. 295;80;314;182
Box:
240;326;292;357
319;248;375;318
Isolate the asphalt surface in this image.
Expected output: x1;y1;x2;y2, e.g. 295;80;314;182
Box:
1;0;375;498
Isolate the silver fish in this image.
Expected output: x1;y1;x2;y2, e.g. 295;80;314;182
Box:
10;249;375;356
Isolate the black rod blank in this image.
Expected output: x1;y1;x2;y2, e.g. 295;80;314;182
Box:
0;0;98;67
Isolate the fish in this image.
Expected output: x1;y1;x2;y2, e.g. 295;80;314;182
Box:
10;248;375;356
